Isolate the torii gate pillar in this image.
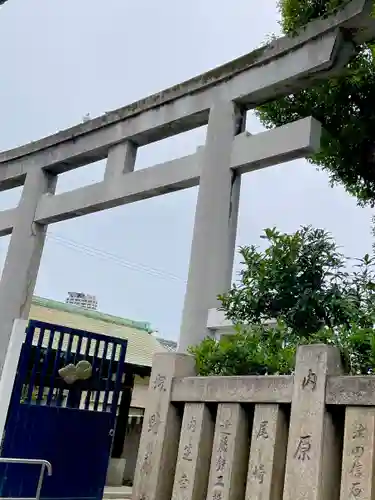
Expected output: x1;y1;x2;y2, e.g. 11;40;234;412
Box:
178;101;244;352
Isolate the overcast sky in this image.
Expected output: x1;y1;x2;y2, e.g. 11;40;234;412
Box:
0;0;373;340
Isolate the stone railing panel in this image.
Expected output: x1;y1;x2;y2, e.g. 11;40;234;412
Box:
206;403;249;500
172;403;214;500
245;404;288;500
326;376;375;406
340;407;375;500
171;376;293;404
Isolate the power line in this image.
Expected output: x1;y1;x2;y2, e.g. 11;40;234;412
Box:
47;232;188;285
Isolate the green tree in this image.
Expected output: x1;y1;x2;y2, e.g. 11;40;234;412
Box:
257;0;375;205
190;226;375;376
219;226;352;337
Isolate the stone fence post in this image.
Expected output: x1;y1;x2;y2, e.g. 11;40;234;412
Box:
132;353;196;500
283;344;343;500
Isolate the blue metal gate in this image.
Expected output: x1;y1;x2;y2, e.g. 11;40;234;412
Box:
0;320;128;500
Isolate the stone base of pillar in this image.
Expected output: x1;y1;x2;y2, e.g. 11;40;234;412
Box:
106;458;126;487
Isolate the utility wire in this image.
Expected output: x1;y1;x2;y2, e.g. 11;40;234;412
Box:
47;232;188;285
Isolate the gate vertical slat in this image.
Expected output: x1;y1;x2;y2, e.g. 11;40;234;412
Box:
46;327;64;406
94;341;108;411
25;321;35;344
37;327;54;403
103;342;116;412
81;334;92;409
56;329;74;405
112;344;126;415
84;338;100;410
83;334;92;360
64;329;74;363
74;334;83;364
26;327;45;404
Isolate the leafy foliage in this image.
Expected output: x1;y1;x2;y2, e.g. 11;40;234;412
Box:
278;0;351;35
257;0;375;206
191;323;296;376
219;226;350;336
190;323;375;376
190;226;375;376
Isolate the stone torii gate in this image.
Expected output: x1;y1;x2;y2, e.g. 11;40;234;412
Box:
0;0;374;366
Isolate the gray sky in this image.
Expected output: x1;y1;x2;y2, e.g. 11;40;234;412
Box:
0;0;373;340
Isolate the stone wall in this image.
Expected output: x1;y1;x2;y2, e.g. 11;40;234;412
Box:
131;344;375;500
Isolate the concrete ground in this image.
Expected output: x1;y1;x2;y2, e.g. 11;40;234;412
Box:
104;486;132;499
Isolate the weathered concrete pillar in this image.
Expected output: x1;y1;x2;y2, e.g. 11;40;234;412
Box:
172;403;214;500
104;140;137;182
340;407;375;500
206;403;249;500
0;169;56;372
245;404;288;500
283;344;343;500
179;100;245;352
132;353;196;500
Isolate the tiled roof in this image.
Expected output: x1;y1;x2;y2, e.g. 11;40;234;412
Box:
29;296;167;367
157;337;177;351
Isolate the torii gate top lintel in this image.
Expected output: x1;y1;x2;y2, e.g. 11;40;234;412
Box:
0;0;373;168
